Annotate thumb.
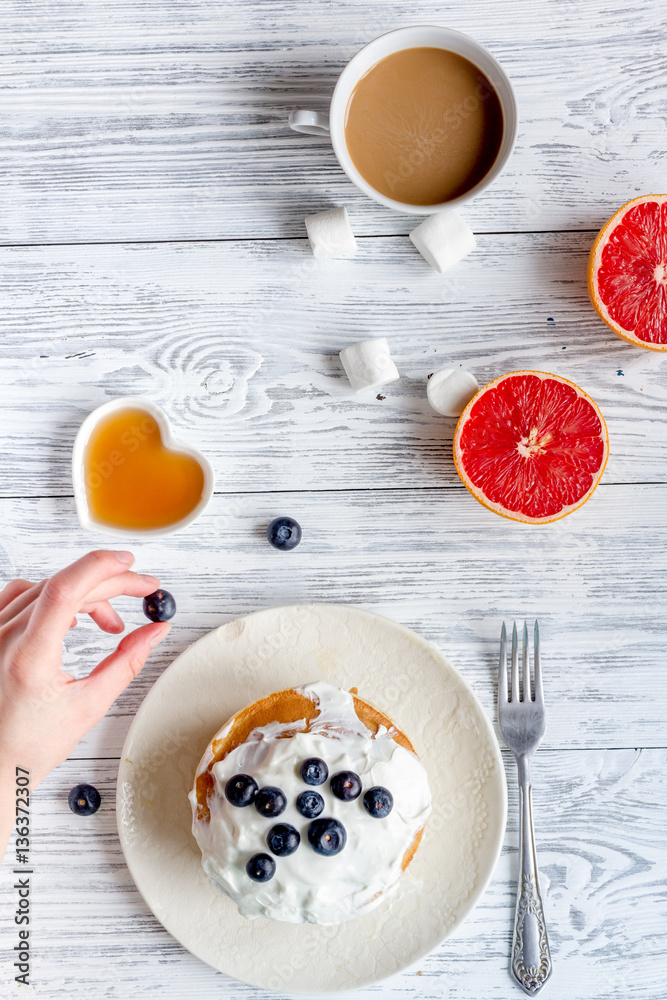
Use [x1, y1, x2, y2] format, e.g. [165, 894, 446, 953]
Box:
[79, 621, 170, 722]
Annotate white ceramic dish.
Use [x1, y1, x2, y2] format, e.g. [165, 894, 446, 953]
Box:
[289, 25, 518, 215]
[117, 603, 507, 993]
[71, 396, 214, 538]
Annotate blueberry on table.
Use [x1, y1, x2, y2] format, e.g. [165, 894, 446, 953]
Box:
[254, 786, 287, 818]
[266, 823, 300, 857]
[68, 784, 101, 816]
[267, 516, 302, 551]
[246, 853, 276, 882]
[296, 790, 325, 819]
[300, 757, 328, 786]
[363, 786, 393, 818]
[330, 770, 362, 801]
[143, 589, 176, 622]
[307, 818, 347, 856]
[225, 773, 258, 807]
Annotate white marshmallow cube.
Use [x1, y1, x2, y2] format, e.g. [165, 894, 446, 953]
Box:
[427, 367, 479, 417]
[305, 206, 357, 259]
[409, 210, 476, 273]
[339, 338, 400, 392]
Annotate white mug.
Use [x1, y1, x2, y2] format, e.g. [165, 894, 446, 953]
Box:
[289, 25, 518, 215]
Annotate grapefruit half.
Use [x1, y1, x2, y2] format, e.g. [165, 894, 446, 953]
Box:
[453, 371, 609, 523]
[588, 194, 667, 349]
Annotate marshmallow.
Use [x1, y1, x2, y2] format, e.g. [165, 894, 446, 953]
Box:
[409, 211, 476, 273]
[340, 338, 400, 392]
[427, 367, 479, 417]
[305, 206, 357, 259]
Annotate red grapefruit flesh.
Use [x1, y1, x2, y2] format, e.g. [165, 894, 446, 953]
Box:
[588, 194, 667, 349]
[453, 371, 609, 523]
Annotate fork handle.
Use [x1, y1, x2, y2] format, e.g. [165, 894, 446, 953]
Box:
[512, 755, 552, 995]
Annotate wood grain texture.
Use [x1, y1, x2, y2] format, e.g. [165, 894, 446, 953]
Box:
[1, 234, 666, 497]
[1, 750, 665, 999]
[0, 488, 665, 758]
[1, 0, 667, 995]
[2, 0, 667, 243]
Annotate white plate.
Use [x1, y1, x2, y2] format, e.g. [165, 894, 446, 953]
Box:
[117, 604, 506, 993]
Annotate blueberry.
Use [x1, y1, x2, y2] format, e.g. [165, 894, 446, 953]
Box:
[143, 589, 176, 623]
[300, 757, 328, 786]
[254, 786, 287, 818]
[296, 790, 324, 819]
[330, 770, 362, 801]
[362, 786, 393, 818]
[246, 853, 276, 882]
[266, 823, 300, 857]
[225, 773, 258, 807]
[267, 516, 302, 551]
[68, 784, 101, 816]
[307, 818, 347, 856]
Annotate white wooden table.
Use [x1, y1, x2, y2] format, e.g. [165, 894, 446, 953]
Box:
[1, 1, 667, 997]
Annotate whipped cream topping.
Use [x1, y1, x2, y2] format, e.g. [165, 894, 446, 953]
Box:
[189, 681, 431, 925]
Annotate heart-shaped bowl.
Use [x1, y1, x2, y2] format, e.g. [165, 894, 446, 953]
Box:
[72, 396, 215, 538]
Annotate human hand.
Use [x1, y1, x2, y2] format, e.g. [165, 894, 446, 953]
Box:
[0, 550, 170, 813]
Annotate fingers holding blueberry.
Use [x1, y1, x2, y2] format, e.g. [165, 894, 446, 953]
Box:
[143, 589, 176, 622]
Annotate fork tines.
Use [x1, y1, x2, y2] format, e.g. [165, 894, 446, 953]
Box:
[499, 620, 543, 705]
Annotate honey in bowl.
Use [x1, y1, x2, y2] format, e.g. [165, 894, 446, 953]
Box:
[83, 407, 206, 530]
[344, 47, 504, 205]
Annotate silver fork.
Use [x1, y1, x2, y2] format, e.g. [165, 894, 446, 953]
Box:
[498, 622, 552, 995]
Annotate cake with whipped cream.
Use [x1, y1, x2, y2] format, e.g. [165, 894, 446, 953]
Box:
[188, 680, 431, 925]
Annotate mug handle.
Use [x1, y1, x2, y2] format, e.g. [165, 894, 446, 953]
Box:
[288, 110, 330, 136]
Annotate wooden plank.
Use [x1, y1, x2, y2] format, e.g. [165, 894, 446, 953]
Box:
[1, 0, 667, 243]
[0, 4, 665, 998]
[1, 749, 665, 998]
[0, 487, 665, 758]
[1, 234, 666, 497]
